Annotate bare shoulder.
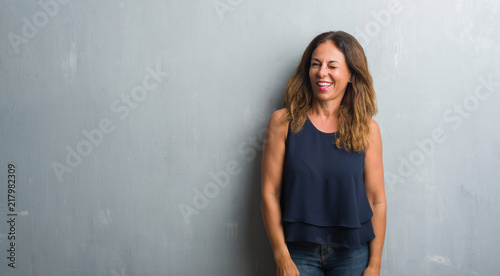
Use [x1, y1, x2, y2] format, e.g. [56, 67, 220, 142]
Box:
[367, 119, 382, 149]
[268, 108, 288, 128]
[369, 119, 381, 136]
[269, 108, 286, 122]
[267, 108, 289, 140]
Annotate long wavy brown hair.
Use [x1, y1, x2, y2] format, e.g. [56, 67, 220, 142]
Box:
[283, 31, 377, 152]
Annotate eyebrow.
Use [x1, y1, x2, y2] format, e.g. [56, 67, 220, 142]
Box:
[311, 58, 339, 64]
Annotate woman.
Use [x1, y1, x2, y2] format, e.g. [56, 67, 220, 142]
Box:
[261, 31, 386, 276]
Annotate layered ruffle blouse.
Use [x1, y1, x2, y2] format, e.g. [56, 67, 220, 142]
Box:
[281, 118, 375, 249]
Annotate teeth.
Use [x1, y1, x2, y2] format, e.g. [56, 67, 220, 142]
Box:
[318, 82, 331, 87]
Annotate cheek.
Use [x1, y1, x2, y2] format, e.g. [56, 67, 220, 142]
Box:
[334, 71, 350, 83]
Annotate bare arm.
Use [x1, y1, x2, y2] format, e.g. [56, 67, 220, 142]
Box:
[260, 109, 299, 276]
[363, 120, 387, 275]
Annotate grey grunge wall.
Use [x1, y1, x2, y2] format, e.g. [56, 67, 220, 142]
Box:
[1, 0, 499, 275]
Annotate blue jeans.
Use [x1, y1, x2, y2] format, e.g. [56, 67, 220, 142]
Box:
[286, 241, 369, 276]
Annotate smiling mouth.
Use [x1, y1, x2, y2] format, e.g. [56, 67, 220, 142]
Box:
[317, 81, 332, 91]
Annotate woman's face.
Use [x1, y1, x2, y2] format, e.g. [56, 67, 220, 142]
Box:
[309, 41, 352, 103]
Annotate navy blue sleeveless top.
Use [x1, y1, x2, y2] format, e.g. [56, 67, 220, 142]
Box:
[281, 117, 375, 249]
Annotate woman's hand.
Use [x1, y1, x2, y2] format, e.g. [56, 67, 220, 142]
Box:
[275, 256, 300, 276]
[362, 265, 380, 276]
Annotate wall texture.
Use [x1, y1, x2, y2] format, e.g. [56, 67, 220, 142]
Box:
[1, 0, 499, 275]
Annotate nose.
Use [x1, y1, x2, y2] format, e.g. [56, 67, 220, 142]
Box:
[318, 64, 328, 77]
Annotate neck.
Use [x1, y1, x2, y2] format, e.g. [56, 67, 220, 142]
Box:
[309, 98, 342, 119]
